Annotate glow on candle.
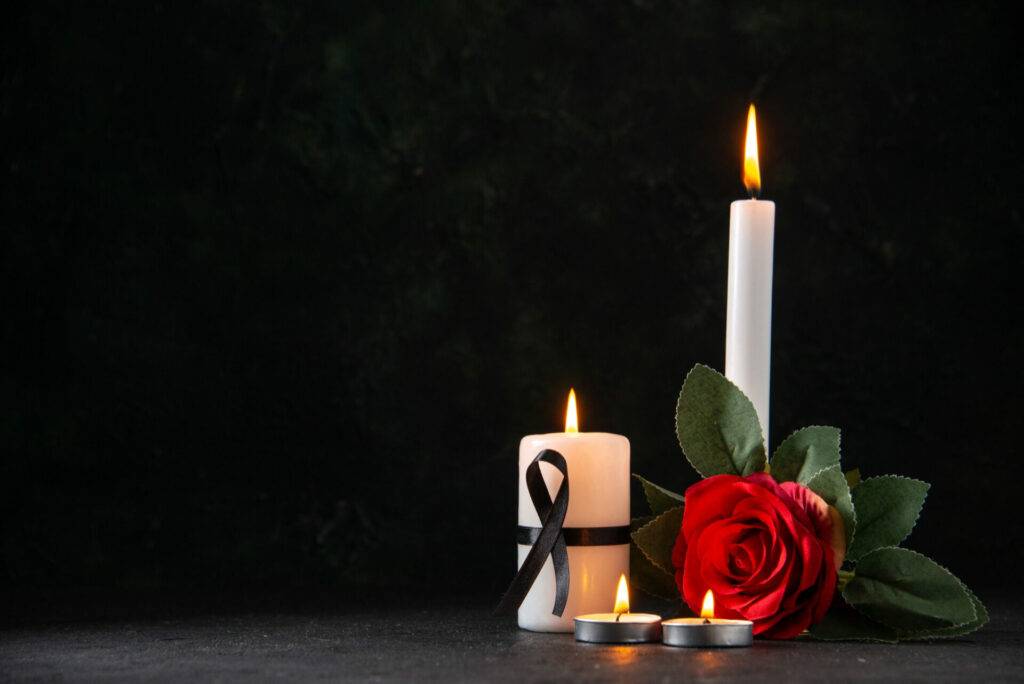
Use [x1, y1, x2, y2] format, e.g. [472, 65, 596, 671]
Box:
[743, 104, 761, 197]
[564, 388, 579, 433]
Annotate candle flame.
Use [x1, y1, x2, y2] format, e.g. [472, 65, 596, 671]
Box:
[613, 574, 630, 614]
[743, 103, 761, 197]
[565, 388, 579, 433]
[700, 589, 715, 619]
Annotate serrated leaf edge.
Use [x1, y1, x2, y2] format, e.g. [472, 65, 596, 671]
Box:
[847, 475, 930, 563]
[804, 632, 898, 644]
[897, 578, 988, 640]
[631, 515, 654, 530]
[842, 546, 979, 633]
[803, 620, 899, 644]
[806, 464, 857, 551]
[632, 473, 684, 515]
[845, 468, 862, 490]
[675, 364, 766, 478]
[630, 558, 682, 602]
[770, 425, 842, 483]
[630, 505, 684, 575]
[628, 517, 681, 602]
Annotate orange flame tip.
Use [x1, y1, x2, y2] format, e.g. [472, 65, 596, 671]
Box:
[700, 589, 715, 619]
[564, 388, 578, 433]
[613, 574, 630, 614]
[743, 103, 761, 197]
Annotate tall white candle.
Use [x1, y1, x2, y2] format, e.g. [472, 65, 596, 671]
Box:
[516, 390, 630, 632]
[726, 104, 775, 444]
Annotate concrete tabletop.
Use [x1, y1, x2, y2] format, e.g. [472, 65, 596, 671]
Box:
[2, 592, 1022, 681]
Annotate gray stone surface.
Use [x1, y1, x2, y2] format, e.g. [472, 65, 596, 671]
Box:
[2, 596, 1022, 682]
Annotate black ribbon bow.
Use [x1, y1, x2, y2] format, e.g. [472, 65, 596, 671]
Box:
[495, 449, 632, 618]
[495, 449, 571, 616]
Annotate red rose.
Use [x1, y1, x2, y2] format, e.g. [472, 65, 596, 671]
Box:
[671, 473, 846, 639]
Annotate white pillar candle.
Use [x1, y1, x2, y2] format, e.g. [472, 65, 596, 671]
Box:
[516, 391, 630, 632]
[725, 104, 775, 444]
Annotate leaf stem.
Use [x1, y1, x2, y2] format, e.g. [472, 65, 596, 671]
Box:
[837, 569, 855, 591]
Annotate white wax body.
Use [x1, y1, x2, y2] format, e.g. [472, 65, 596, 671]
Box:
[726, 199, 775, 444]
[517, 432, 630, 632]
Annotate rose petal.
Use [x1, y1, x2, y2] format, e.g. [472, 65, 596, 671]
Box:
[780, 481, 846, 567]
[675, 473, 840, 638]
[681, 475, 748, 539]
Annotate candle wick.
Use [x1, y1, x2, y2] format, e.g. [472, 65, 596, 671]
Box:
[616, 613, 623, 622]
[702, 618, 711, 625]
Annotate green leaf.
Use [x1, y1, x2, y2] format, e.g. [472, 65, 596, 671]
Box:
[845, 468, 861, 490]
[629, 516, 679, 599]
[806, 601, 898, 643]
[631, 506, 684, 575]
[770, 426, 841, 483]
[899, 584, 987, 640]
[630, 543, 679, 601]
[629, 517, 681, 601]
[630, 516, 652, 533]
[675, 364, 766, 478]
[633, 474, 684, 515]
[806, 465, 856, 547]
[847, 476, 930, 562]
[843, 547, 977, 632]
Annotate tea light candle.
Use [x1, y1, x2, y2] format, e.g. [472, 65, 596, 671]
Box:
[574, 575, 662, 643]
[662, 590, 753, 647]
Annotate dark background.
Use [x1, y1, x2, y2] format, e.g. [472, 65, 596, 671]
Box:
[3, 1, 1021, 604]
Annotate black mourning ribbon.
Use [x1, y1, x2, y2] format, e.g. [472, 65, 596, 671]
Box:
[494, 449, 571, 617]
[494, 450, 632, 618]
